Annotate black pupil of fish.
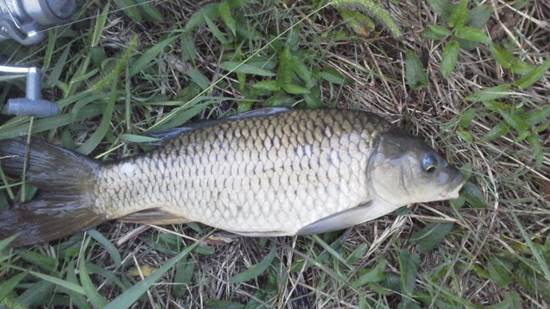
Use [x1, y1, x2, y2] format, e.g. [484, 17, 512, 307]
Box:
[422, 154, 437, 173]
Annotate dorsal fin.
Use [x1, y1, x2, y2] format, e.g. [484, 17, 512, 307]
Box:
[146, 107, 290, 141]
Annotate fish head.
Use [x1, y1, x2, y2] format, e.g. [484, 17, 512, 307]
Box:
[367, 130, 465, 206]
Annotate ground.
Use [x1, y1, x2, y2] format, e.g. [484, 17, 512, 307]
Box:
[0, 0, 549, 308]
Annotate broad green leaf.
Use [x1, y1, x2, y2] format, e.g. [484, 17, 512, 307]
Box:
[218, 1, 237, 36]
[491, 44, 514, 69]
[347, 243, 369, 264]
[304, 94, 324, 109]
[457, 129, 473, 143]
[105, 238, 203, 309]
[459, 107, 477, 128]
[423, 25, 451, 40]
[320, 68, 346, 85]
[173, 259, 195, 298]
[427, 0, 452, 19]
[399, 250, 420, 295]
[135, 0, 164, 22]
[510, 60, 535, 75]
[468, 4, 492, 28]
[230, 245, 276, 283]
[182, 3, 219, 33]
[440, 40, 460, 78]
[283, 84, 310, 95]
[461, 182, 487, 208]
[411, 223, 454, 253]
[482, 121, 510, 141]
[220, 61, 275, 77]
[498, 110, 529, 137]
[129, 36, 177, 77]
[252, 80, 281, 92]
[265, 93, 296, 107]
[175, 260, 195, 284]
[113, 0, 142, 23]
[0, 272, 27, 302]
[29, 271, 85, 295]
[487, 257, 512, 287]
[450, 196, 466, 209]
[527, 135, 543, 166]
[291, 56, 313, 88]
[515, 59, 550, 89]
[88, 229, 122, 267]
[80, 261, 107, 308]
[405, 50, 427, 89]
[465, 84, 511, 102]
[524, 106, 550, 126]
[278, 47, 293, 86]
[352, 258, 386, 287]
[449, 0, 469, 28]
[454, 26, 490, 44]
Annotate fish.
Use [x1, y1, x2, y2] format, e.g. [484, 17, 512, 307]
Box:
[0, 108, 465, 246]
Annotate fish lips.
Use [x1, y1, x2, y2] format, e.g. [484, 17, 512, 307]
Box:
[444, 172, 466, 200]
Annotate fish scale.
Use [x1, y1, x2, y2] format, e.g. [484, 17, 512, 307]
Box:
[93, 109, 389, 235]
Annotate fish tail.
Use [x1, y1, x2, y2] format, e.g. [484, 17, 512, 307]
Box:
[0, 138, 106, 247]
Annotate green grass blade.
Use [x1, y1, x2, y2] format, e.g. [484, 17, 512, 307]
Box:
[129, 36, 178, 77]
[0, 272, 27, 302]
[104, 237, 205, 309]
[229, 244, 276, 284]
[28, 271, 85, 295]
[440, 40, 460, 78]
[511, 213, 550, 285]
[515, 59, 550, 89]
[88, 230, 122, 267]
[80, 261, 107, 308]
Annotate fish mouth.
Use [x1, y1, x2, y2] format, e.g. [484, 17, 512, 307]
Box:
[446, 173, 466, 199]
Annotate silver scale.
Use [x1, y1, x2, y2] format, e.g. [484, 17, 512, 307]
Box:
[0, 0, 75, 117]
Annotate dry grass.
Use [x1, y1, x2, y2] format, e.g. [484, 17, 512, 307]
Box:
[0, 0, 549, 308]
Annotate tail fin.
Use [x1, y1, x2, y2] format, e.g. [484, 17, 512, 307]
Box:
[0, 138, 107, 247]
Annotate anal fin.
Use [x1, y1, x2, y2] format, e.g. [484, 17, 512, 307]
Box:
[118, 208, 189, 225]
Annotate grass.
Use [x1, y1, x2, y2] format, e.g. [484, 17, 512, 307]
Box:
[0, 0, 549, 307]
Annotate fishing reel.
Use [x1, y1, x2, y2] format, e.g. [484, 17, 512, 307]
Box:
[0, 0, 75, 45]
[0, 0, 75, 117]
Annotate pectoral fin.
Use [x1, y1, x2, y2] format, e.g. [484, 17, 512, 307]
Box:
[119, 208, 189, 225]
[297, 199, 397, 235]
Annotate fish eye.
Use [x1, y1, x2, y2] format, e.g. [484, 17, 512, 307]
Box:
[422, 153, 438, 173]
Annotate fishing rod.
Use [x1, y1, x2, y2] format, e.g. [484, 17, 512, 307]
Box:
[0, 0, 76, 117]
